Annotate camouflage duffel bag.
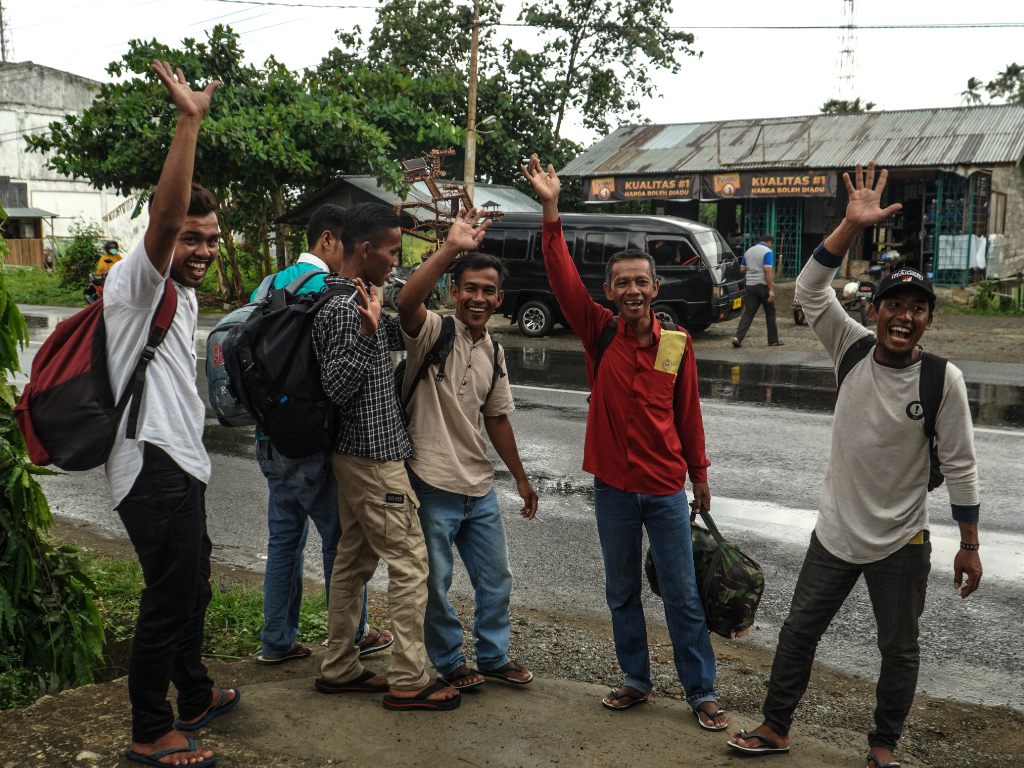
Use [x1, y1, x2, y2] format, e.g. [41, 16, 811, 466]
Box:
[644, 505, 764, 639]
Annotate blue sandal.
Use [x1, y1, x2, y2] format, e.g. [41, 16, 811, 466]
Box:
[174, 688, 240, 732]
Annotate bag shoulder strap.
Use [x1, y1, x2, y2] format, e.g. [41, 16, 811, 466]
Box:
[918, 351, 947, 442]
[251, 273, 276, 302]
[592, 317, 619, 385]
[120, 279, 179, 438]
[402, 315, 456, 411]
[836, 335, 876, 390]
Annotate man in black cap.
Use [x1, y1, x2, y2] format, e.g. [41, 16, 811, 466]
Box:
[728, 163, 982, 768]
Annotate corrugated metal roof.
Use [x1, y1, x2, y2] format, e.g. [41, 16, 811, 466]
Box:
[3, 207, 56, 218]
[559, 104, 1024, 177]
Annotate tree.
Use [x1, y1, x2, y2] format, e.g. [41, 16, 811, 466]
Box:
[820, 97, 876, 114]
[0, 221, 104, 707]
[26, 26, 399, 293]
[984, 63, 1024, 104]
[961, 77, 985, 106]
[516, 0, 699, 140]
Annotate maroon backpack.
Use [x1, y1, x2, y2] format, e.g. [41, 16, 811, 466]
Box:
[14, 280, 177, 470]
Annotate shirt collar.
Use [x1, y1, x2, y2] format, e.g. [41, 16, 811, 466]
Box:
[452, 312, 489, 345]
[619, 312, 661, 345]
[296, 252, 330, 272]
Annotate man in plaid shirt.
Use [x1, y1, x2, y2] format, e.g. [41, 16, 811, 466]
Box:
[311, 203, 460, 712]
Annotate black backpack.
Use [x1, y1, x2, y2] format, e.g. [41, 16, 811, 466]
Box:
[222, 272, 356, 459]
[395, 315, 505, 421]
[837, 336, 947, 490]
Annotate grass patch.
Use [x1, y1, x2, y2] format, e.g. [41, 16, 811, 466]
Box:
[0, 265, 85, 307]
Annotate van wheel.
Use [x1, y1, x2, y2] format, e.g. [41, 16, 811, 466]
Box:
[653, 303, 679, 327]
[517, 300, 554, 337]
[793, 306, 806, 325]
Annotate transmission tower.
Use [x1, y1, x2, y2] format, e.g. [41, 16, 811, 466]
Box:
[837, 0, 857, 99]
[0, 1, 9, 63]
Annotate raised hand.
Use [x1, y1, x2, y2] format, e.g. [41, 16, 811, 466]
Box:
[151, 60, 220, 120]
[521, 153, 561, 203]
[842, 161, 903, 229]
[353, 278, 382, 337]
[444, 206, 492, 254]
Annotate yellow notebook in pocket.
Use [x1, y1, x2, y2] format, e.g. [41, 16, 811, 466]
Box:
[654, 329, 687, 378]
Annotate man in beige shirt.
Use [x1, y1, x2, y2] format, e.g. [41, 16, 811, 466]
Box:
[396, 208, 539, 690]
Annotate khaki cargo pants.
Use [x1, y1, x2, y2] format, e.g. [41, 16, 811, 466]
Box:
[319, 453, 430, 690]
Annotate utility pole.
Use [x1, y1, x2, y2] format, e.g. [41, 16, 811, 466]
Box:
[462, 0, 480, 203]
[0, 1, 9, 63]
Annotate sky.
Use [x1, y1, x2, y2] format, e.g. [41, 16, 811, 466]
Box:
[5, 0, 1023, 145]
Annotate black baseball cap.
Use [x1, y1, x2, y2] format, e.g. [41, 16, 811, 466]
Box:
[874, 268, 935, 308]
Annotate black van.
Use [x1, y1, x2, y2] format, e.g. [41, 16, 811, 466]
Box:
[478, 212, 745, 337]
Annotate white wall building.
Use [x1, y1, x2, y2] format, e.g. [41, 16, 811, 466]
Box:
[0, 61, 147, 265]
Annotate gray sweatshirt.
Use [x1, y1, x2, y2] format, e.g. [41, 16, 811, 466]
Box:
[794, 245, 980, 564]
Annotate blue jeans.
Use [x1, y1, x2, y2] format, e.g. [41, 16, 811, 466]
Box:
[410, 472, 513, 676]
[256, 438, 367, 656]
[763, 532, 931, 752]
[593, 477, 717, 709]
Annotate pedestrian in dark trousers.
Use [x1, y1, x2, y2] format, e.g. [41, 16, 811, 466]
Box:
[732, 233, 782, 347]
[727, 163, 982, 768]
[102, 62, 235, 768]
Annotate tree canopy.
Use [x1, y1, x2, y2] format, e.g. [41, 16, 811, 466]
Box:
[819, 97, 876, 115]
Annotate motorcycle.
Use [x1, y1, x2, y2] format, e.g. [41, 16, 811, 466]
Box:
[382, 264, 447, 311]
[83, 273, 106, 305]
[792, 252, 898, 327]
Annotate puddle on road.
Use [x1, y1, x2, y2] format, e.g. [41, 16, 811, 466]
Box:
[500, 346, 1024, 429]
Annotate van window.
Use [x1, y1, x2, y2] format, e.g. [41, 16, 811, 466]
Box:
[647, 236, 701, 269]
[583, 232, 629, 264]
[479, 230, 505, 259]
[532, 230, 575, 260]
[503, 229, 530, 260]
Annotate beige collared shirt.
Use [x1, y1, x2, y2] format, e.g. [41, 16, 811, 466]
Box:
[402, 311, 514, 496]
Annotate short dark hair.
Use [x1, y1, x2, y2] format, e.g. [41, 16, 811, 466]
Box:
[605, 248, 657, 284]
[453, 252, 506, 287]
[341, 203, 401, 255]
[760, 233, 774, 244]
[306, 204, 347, 249]
[187, 183, 218, 217]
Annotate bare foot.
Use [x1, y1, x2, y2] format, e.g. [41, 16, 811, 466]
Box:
[729, 723, 790, 751]
[177, 687, 237, 728]
[695, 701, 729, 730]
[128, 730, 214, 766]
[866, 747, 899, 767]
[440, 665, 486, 689]
[602, 685, 649, 709]
[389, 678, 460, 702]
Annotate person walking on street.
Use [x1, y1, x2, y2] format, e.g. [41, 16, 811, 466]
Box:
[102, 62, 236, 768]
[311, 203, 460, 712]
[396, 209, 539, 692]
[727, 163, 982, 768]
[732, 233, 782, 347]
[522, 154, 727, 732]
[254, 203, 393, 666]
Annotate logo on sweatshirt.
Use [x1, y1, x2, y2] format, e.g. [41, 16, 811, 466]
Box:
[906, 401, 925, 420]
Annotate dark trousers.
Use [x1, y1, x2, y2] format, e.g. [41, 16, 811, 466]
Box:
[734, 283, 779, 344]
[763, 532, 930, 752]
[116, 443, 214, 744]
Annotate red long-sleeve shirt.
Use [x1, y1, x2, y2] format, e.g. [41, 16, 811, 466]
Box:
[542, 219, 710, 494]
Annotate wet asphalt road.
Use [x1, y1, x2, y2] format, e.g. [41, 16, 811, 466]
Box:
[17, 307, 1024, 712]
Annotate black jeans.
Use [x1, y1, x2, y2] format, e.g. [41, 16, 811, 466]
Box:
[734, 283, 779, 344]
[116, 443, 214, 744]
[763, 532, 930, 752]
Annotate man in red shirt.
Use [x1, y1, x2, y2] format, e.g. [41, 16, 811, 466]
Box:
[522, 156, 726, 731]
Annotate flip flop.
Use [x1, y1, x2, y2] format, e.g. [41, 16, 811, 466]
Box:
[439, 665, 486, 690]
[601, 687, 649, 711]
[358, 626, 394, 658]
[174, 688, 240, 732]
[255, 642, 312, 665]
[125, 737, 217, 768]
[382, 679, 461, 711]
[315, 669, 389, 694]
[726, 730, 790, 755]
[480, 660, 533, 686]
[693, 704, 729, 731]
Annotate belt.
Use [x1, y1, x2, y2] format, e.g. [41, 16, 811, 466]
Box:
[909, 530, 930, 545]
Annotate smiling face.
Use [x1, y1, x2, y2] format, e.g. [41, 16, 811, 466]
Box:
[358, 226, 402, 287]
[603, 257, 659, 323]
[452, 266, 503, 339]
[170, 211, 220, 287]
[869, 285, 934, 366]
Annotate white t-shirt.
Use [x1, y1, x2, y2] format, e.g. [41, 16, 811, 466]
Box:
[102, 241, 211, 507]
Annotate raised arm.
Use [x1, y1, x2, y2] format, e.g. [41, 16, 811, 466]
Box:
[396, 207, 491, 337]
[521, 154, 560, 223]
[824, 162, 903, 256]
[144, 61, 220, 276]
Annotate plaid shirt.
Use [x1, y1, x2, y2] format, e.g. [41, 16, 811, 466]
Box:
[312, 275, 411, 460]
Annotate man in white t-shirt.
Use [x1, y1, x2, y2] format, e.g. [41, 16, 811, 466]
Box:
[102, 61, 233, 768]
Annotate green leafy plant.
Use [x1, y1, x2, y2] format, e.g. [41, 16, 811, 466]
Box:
[0, 227, 104, 709]
[56, 219, 104, 290]
[0, 265, 86, 307]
